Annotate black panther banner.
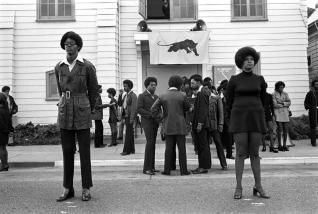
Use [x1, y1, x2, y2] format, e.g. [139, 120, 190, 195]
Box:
[149, 31, 209, 64]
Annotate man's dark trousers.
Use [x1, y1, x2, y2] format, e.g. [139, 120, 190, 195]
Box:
[164, 135, 188, 174]
[123, 119, 135, 154]
[193, 128, 211, 169]
[94, 120, 104, 147]
[142, 117, 159, 171]
[222, 124, 233, 157]
[210, 130, 227, 168]
[61, 129, 93, 189]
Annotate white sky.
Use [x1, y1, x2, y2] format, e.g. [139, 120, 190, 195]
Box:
[308, 0, 318, 8]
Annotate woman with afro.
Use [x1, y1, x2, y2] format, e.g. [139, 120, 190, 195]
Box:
[226, 47, 270, 199]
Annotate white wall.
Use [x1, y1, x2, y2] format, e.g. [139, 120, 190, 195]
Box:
[0, 0, 310, 128]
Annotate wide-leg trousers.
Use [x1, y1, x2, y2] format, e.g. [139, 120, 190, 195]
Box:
[192, 128, 211, 169]
[164, 135, 188, 174]
[94, 120, 104, 147]
[142, 117, 159, 171]
[60, 129, 93, 189]
[123, 119, 135, 154]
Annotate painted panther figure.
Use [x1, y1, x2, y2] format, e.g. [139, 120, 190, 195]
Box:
[157, 39, 199, 56]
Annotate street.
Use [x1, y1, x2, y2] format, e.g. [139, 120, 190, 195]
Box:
[1, 164, 318, 214]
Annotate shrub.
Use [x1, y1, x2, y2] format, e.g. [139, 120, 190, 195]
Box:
[288, 115, 311, 140]
[12, 122, 61, 145]
[11, 122, 96, 146]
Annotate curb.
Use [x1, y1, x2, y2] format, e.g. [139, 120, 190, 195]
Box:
[9, 162, 55, 168]
[7, 157, 318, 168]
[54, 157, 318, 167]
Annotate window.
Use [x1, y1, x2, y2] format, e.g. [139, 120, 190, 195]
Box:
[46, 70, 59, 101]
[37, 0, 75, 21]
[139, 0, 197, 21]
[231, 0, 267, 21]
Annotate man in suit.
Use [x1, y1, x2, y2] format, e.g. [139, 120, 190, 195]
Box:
[137, 77, 159, 175]
[1, 86, 18, 117]
[190, 74, 211, 174]
[118, 79, 137, 155]
[151, 75, 190, 176]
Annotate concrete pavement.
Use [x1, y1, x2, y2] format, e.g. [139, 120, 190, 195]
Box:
[6, 138, 318, 168]
[1, 165, 318, 214]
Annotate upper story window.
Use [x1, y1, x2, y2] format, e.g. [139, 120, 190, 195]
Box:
[139, 0, 197, 21]
[231, 0, 267, 21]
[46, 70, 59, 101]
[37, 0, 75, 22]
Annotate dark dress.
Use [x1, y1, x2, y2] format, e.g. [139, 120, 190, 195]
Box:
[226, 72, 266, 133]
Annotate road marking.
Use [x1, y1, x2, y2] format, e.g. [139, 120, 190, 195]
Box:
[60, 211, 67, 214]
[243, 198, 253, 201]
[67, 206, 77, 208]
[251, 202, 265, 206]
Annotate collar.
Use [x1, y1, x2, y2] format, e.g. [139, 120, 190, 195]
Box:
[168, 87, 178, 90]
[198, 85, 203, 92]
[59, 55, 84, 66]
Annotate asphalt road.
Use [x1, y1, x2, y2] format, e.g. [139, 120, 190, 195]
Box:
[0, 164, 318, 214]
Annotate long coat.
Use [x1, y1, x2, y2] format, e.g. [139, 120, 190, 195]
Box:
[118, 91, 138, 123]
[55, 59, 98, 130]
[304, 90, 318, 128]
[192, 89, 210, 129]
[0, 100, 12, 145]
[151, 89, 190, 136]
[8, 95, 18, 116]
[273, 91, 291, 123]
[208, 94, 224, 132]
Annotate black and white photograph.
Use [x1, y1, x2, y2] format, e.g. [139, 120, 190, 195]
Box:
[1, 0, 318, 213]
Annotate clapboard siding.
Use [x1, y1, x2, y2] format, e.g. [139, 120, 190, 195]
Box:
[0, 0, 309, 127]
[0, 0, 120, 131]
[197, 0, 308, 116]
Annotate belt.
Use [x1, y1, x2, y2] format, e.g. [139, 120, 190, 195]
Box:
[62, 91, 87, 99]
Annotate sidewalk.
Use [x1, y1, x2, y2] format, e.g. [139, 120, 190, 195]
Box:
[6, 138, 318, 168]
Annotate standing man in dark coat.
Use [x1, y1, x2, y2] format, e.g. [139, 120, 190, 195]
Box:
[1, 86, 18, 117]
[118, 79, 137, 155]
[151, 75, 190, 176]
[55, 31, 98, 202]
[304, 79, 318, 147]
[91, 85, 106, 148]
[137, 77, 159, 175]
[0, 93, 12, 172]
[190, 74, 211, 174]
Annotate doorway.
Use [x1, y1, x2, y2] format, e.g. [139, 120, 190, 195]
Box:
[142, 51, 202, 96]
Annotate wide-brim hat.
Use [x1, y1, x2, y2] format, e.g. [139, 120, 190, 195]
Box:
[234, 46, 259, 69]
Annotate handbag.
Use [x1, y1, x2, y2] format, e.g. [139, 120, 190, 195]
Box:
[288, 108, 292, 117]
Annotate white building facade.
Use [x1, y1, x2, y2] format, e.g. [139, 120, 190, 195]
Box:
[0, 0, 309, 133]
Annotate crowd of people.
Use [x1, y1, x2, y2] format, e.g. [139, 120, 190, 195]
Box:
[1, 31, 318, 202]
